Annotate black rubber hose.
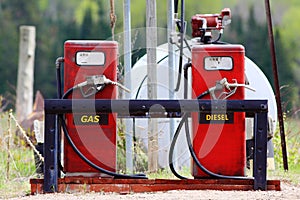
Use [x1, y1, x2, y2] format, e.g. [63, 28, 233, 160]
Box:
[168, 113, 188, 179]
[57, 71, 147, 179]
[168, 62, 191, 179]
[169, 62, 253, 180]
[183, 63, 191, 98]
[60, 86, 147, 179]
[174, 0, 185, 92]
[184, 112, 253, 180]
[168, 90, 210, 179]
[60, 117, 146, 179]
[174, 0, 179, 14]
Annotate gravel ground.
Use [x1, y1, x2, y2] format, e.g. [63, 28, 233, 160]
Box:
[9, 182, 300, 200]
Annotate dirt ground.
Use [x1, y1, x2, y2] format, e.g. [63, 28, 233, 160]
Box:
[9, 182, 300, 200]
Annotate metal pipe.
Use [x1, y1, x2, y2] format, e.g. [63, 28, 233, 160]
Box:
[124, 0, 133, 173]
[168, 0, 176, 144]
[264, 0, 288, 171]
[174, 0, 185, 92]
[55, 57, 64, 99]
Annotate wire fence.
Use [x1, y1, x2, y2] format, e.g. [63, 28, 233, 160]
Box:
[0, 111, 40, 183]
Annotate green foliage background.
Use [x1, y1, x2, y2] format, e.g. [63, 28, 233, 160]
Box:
[0, 0, 299, 112]
[0, 1, 299, 197]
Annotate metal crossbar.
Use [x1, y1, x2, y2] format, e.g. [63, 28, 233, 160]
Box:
[43, 99, 268, 192]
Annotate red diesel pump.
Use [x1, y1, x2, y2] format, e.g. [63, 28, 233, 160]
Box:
[188, 8, 254, 178]
[191, 45, 246, 178]
[63, 40, 118, 176]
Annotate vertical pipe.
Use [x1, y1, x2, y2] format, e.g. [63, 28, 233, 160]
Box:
[124, 0, 133, 173]
[146, 0, 158, 172]
[168, 0, 176, 164]
[264, 0, 288, 170]
[174, 0, 185, 91]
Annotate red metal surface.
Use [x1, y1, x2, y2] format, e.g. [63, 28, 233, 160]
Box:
[191, 45, 246, 178]
[30, 178, 281, 194]
[191, 8, 231, 37]
[191, 14, 218, 37]
[63, 40, 118, 173]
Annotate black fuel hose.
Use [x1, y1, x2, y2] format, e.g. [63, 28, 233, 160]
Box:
[60, 87, 147, 179]
[169, 62, 253, 180]
[174, 0, 179, 14]
[183, 108, 253, 180]
[174, 0, 185, 92]
[55, 58, 147, 179]
[168, 91, 210, 179]
[168, 113, 188, 179]
[169, 62, 191, 179]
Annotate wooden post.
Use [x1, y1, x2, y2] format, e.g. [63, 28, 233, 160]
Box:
[146, 0, 158, 172]
[16, 26, 36, 122]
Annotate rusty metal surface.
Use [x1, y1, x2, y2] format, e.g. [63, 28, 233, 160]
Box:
[30, 178, 281, 195]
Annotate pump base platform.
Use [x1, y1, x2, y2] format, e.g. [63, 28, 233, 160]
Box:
[30, 177, 280, 194]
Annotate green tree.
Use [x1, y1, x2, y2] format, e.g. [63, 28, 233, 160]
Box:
[274, 30, 298, 111]
[0, 0, 298, 110]
[0, 0, 42, 103]
[80, 7, 94, 39]
[96, 0, 111, 40]
[225, 5, 297, 111]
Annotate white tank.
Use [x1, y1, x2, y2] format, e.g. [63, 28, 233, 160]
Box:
[130, 43, 277, 169]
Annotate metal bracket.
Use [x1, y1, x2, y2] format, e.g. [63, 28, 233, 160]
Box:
[43, 114, 58, 193]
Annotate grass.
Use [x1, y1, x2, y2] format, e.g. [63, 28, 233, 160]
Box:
[0, 112, 37, 199]
[273, 117, 300, 174]
[0, 148, 36, 199]
[268, 169, 300, 185]
[148, 166, 193, 179]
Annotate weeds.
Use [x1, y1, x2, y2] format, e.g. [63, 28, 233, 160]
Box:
[0, 111, 37, 198]
[0, 149, 36, 198]
[273, 117, 300, 171]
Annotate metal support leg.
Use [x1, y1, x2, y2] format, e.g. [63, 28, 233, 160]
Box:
[253, 111, 268, 190]
[43, 114, 58, 193]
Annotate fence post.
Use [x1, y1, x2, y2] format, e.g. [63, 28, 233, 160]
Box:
[16, 26, 36, 122]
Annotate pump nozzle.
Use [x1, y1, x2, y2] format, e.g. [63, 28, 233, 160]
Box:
[74, 75, 131, 98]
[224, 78, 256, 92]
[208, 78, 256, 100]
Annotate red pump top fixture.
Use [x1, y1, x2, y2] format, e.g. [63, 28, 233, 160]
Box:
[191, 8, 231, 38]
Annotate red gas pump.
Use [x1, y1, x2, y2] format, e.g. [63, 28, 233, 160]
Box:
[63, 40, 118, 176]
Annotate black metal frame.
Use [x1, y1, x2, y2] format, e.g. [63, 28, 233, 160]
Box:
[43, 99, 268, 192]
